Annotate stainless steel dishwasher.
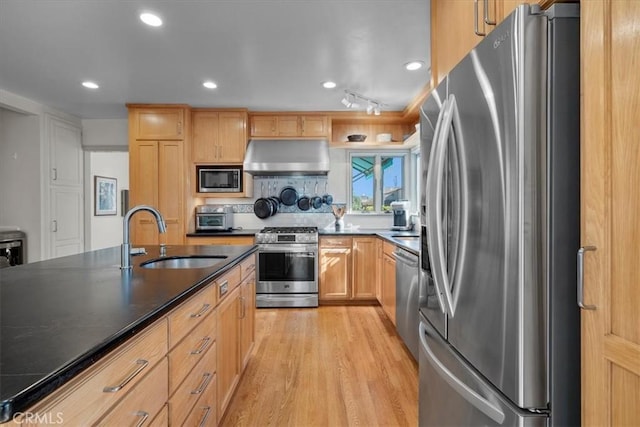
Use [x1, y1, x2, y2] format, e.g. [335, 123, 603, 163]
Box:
[394, 246, 420, 360]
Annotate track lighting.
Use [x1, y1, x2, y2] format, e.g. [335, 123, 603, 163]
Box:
[341, 90, 385, 115]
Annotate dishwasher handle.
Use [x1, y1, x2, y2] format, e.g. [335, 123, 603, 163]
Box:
[392, 249, 419, 267]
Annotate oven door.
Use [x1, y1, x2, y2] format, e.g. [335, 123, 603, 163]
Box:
[256, 244, 318, 293]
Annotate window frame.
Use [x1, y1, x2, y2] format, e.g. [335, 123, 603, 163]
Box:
[347, 150, 411, 214]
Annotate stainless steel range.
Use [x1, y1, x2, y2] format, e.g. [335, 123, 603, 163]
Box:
[255, 226, 318, 308]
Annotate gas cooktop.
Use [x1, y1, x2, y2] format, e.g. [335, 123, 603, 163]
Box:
[255, 226, 318, 244]
[258, 227, 318, 234]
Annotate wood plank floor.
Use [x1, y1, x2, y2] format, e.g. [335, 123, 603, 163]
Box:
[221, 305, 418, 427]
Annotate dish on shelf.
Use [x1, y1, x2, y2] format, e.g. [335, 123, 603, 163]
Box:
[347, 134, 367, 142]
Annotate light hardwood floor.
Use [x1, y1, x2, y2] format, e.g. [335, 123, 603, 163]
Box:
[221, 306, 418, 426]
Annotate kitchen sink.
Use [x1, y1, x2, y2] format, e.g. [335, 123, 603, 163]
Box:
[140, 255, 227, 269]
[392, 235, 419, 241]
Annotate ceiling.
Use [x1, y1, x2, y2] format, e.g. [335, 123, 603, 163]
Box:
[0, 0, 431, 120]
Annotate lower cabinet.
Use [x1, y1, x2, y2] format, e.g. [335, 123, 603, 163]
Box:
[216, 285, 241, 422]
[20, 255, 256, 427]
[381, 242, 397, 325]
[319, 236, 379, 303]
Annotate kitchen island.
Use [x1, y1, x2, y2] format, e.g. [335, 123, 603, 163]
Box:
[0, 244, 257, 423]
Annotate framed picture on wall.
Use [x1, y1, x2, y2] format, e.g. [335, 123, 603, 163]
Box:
[94, 176, 117, 216]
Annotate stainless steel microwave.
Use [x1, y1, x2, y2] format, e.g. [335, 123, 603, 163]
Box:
[197, 166, 242, 193]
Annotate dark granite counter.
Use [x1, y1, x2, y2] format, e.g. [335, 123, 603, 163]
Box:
[186, 229, 261, 237]
[0, 244, 257, 422]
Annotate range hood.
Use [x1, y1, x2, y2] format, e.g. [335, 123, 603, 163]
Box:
[243, 139, 330, 175]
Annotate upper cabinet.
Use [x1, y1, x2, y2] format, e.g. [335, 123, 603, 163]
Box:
[192, 109, 248, 164]
[129, 106, 187, 140]
[249, 114, 329, 138]
[431, 1, 554, 84]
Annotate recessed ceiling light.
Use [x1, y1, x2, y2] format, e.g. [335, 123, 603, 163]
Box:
[203, 81, 218, 89]
[140, 12, 162, 27]
[405, 61, 424, 71]
[322, 81, 337, 89]
[82, 81, 99, 89]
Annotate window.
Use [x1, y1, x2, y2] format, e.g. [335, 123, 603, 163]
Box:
[349, 151, 409, 213]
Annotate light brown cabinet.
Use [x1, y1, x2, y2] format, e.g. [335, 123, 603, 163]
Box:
[128, 106, 188, 246]
[352, 237, 378, 299]
[129, 106, 186, 140]
[319, 236, 379, 303]
[381, 242, 397, 325]
[239, 263, 256, 371]
[431, 1, 545, 84]
[319, 237, 351, 301]
[216, 285, 240, 422]
[129, 139, 185, 245]
[192, 110, 248, 164]
[250, 114, 329, 138]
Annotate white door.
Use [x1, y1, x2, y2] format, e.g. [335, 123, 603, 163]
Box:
[45, 114, 84, 259]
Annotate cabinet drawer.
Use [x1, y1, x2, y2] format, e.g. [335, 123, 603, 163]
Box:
[148, 404, 168, 427]
[24, 320, 168, 426]
[216, 266, 242, 301]
[383, 241, 396, 257]
[96, 358, 168, 426]
[320, 236, 352, 247]
[240, 254, 256, 279]
[168, 341, 217, 426]
[182, 374, 217, 427]
[168, 312, 217, 394]
[168, 284, 216, 349]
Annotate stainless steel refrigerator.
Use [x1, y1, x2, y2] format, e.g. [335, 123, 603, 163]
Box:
[418, 4, 581, 426]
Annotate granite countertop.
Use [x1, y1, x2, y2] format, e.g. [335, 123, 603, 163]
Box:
[186, 229, 261, 237]
[0, 244, 257, 422]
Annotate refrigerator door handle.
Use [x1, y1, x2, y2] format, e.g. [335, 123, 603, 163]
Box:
[427, 95, 467, 317]
[425, 97, 450, 314]
[419, 321, 506, 424]
[577, 246, 597, 310]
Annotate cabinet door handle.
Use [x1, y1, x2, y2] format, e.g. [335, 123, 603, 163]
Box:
[103, 359, 149, 392]
[51, 220, 58, 232]
[190, 337, 211, 355]
[177, 121, 182, 135]
[577, 246, 597, 310]
[51, 168, 57, 181]
[239, 296, 246, 319]
[197, 407, 212, 427]
[474, 0, 486, 36]
[190, 303, 211, 318]
[483, 0, 496, 25]
[134, 411, 149, 427]
[191, 372, 212, 394]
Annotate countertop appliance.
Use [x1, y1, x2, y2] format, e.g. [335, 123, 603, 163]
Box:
[391, 200, 412, 231]
[0, 229, 26, 268]
[197, 165, 242, 193]
[394, 246, 420, 360]
[255, 226, 318, 308]
[195, 205, 234, 231]
[418, 4, 580, 426]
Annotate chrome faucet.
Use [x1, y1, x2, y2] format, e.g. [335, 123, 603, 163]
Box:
[121, 205, 167, 269]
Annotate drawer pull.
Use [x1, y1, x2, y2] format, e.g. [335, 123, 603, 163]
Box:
[190, 337, 212, 355]
[135, 411, 149, 427]
[190, 303, 211, 318]
[103, 359, 149, 393]
[197, 407, 212, 427]
[191, 372, 212, 395]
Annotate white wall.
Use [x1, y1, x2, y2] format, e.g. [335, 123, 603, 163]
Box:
[82, 119, 128, 151]
[84, 151, 129, 250]
[0, 108, 43, 262]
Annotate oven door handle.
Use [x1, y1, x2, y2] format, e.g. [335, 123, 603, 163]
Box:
[258, 245, 318, 253]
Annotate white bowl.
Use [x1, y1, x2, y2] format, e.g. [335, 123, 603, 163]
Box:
[376, 133, 392, 142]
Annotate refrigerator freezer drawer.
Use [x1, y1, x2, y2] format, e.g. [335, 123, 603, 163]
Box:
[419, 319, 547, 427]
